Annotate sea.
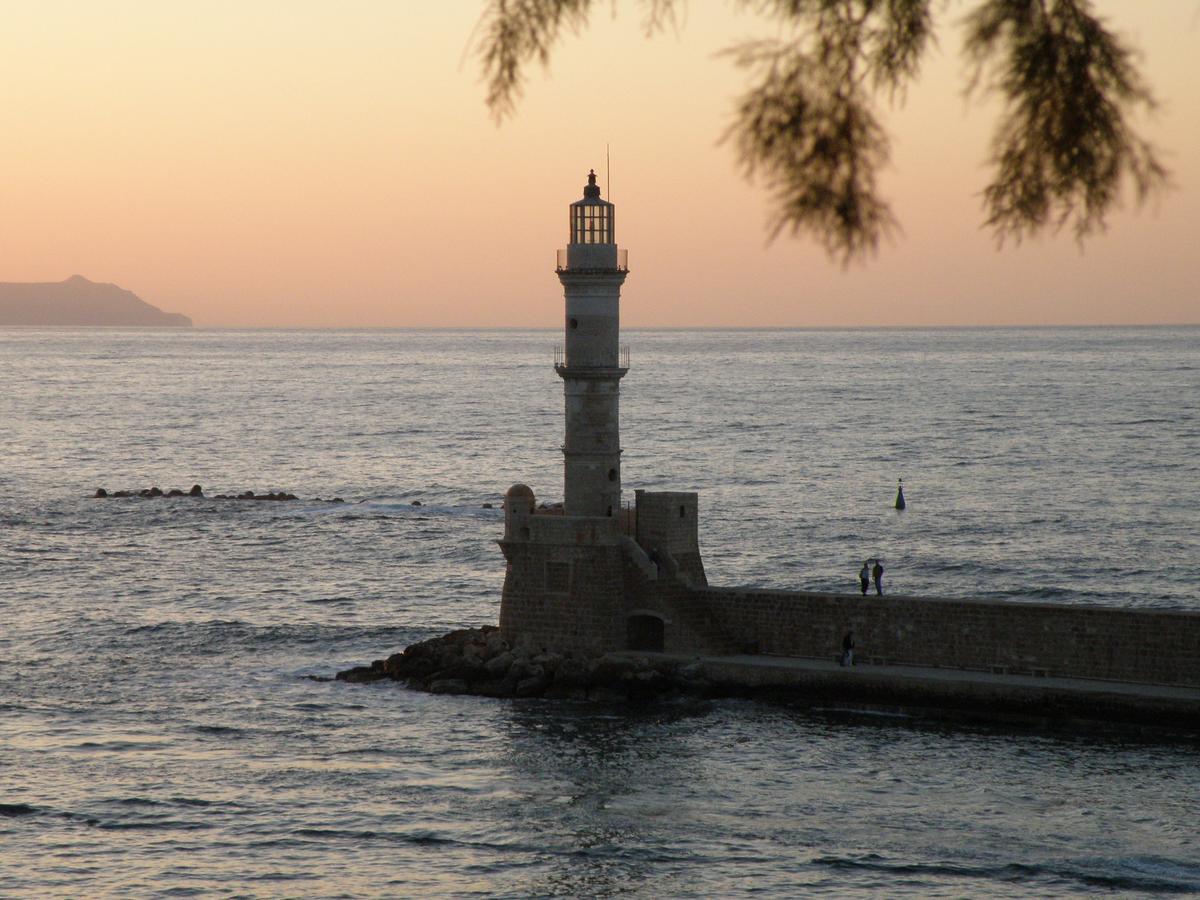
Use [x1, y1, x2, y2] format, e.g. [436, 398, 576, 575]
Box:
[1, 326, 1198, 897]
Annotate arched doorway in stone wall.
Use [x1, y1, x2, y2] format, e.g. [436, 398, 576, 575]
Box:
[627, 613, 665, 652]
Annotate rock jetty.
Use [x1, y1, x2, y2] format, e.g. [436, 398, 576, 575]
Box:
[93, 485, 345, 502]
[334, 627, 1200, 730]
[335, 626, 711, 702]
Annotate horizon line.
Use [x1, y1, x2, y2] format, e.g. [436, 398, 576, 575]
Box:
[6, 322, 1195, 332]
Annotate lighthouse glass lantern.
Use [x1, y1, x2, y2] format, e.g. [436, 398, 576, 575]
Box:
[570, 171, 613, 244]
[560, 170, 627, 272]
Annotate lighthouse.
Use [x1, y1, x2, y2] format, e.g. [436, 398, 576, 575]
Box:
[499, 169, 706, 655]
[555, 169, 629, 518]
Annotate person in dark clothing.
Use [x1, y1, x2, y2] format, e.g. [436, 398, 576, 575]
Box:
[859, 561, 870, 596]
[841, 630, 855, 666]
[872, 560, 884, 596]
[648, 547, 661, 575]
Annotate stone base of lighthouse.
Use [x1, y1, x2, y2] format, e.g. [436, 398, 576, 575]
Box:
[498, 485, 725, 656]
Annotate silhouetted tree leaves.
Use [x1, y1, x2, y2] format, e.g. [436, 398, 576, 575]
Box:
[964, 0, 1167, 244]
[476, 0, 595, 121]
[723, 39, 898, 261]
[475, 0, 1167, 262]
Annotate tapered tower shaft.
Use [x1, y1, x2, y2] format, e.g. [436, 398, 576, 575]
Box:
[555, 170, 629, 518]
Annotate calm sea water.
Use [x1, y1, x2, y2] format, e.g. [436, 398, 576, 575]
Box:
[1, 327, 1198, 897]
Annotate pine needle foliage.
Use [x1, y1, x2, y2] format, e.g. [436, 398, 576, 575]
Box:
[474, 0, 1167, 264]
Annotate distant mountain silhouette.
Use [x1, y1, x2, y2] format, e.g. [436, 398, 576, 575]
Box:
[0, 275, 192, 326]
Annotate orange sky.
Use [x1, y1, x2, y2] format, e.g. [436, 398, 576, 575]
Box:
[1, 2, 1196, 327]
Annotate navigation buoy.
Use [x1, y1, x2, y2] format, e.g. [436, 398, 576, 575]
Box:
[895, 478, 906, 511]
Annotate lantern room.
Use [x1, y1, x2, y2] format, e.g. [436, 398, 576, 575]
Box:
[559, 170, 628, 272]
[569, 170, 614, 245]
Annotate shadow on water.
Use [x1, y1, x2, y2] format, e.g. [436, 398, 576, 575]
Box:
[489, 700, 719, 897]
[480, 694, 1200, 896]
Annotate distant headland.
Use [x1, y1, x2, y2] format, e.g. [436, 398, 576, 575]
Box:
[0, 275, 192, 327]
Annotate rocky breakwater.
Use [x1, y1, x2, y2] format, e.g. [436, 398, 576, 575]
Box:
[93, 485, 345, 502]
[335, 626, 711, 702]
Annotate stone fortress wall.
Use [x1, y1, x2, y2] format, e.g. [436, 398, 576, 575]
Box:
[677, 586, 1200, 688]
[501, 486, 1200, 690]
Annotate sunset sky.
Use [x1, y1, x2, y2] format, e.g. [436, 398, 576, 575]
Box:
[2, 2, 1196, 327]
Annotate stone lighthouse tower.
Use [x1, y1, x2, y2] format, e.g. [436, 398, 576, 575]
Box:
[498, 169, 707, 656]
[556, 169, 629, 519]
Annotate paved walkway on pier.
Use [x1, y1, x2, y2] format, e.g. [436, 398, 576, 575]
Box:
[709, 653, 1200, 700]
[617, 651, 1200, 725]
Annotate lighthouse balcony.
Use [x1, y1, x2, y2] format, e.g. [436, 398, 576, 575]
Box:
[556, 247, 629, 272]
[554, 345, 630, 377]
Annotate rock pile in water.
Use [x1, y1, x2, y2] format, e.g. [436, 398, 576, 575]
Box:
[93, 485, 345, 502]
[213, 490, 301, 501]
[95, 484, 205, 499]
[335, 626, 711, 702]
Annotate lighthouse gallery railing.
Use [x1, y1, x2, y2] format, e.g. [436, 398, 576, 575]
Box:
[556, 248, 629, 271]
[554, 345, 630, 369]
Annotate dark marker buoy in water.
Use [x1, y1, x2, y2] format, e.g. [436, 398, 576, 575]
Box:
[895, 478, 906, 511]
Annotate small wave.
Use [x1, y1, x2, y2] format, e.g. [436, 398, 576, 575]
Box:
[289, 827, 457, 847]
[811, 706, 914, 720]
[98, 795, 238, 814]
[812, 853, 1013, 881]
[0, 804, 103, 826]
[329, 746, 398, 757]
[1050, 856, 1200, 894]
[96, 820, 211, 832]
[169, 797, 219, 808]
[189, 724, 246, 737]
[812, 853, 1200, 893]
[114, 797, 162, 807]
[73, 740, 168, 752]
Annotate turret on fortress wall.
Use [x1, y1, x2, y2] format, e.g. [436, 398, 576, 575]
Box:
[633, 490, 706, 587]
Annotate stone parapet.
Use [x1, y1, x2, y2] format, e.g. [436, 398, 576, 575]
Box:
[692, 588, 1200, 689]
[524, 513, 621, 546]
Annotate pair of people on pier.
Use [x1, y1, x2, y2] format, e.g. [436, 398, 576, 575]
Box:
[858, 559, 884, 596]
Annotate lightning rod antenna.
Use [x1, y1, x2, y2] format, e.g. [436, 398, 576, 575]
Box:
[606, 144, 611, 203]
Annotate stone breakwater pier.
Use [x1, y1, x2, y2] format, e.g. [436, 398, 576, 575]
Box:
[338, 171, 1200, 731]
[337, 578, 1200, 730]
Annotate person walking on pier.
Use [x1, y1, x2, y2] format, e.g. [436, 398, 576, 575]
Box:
[841, 630, 855, 667]
[859, 561, 870, 596]
[872, 559, 884, 596]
